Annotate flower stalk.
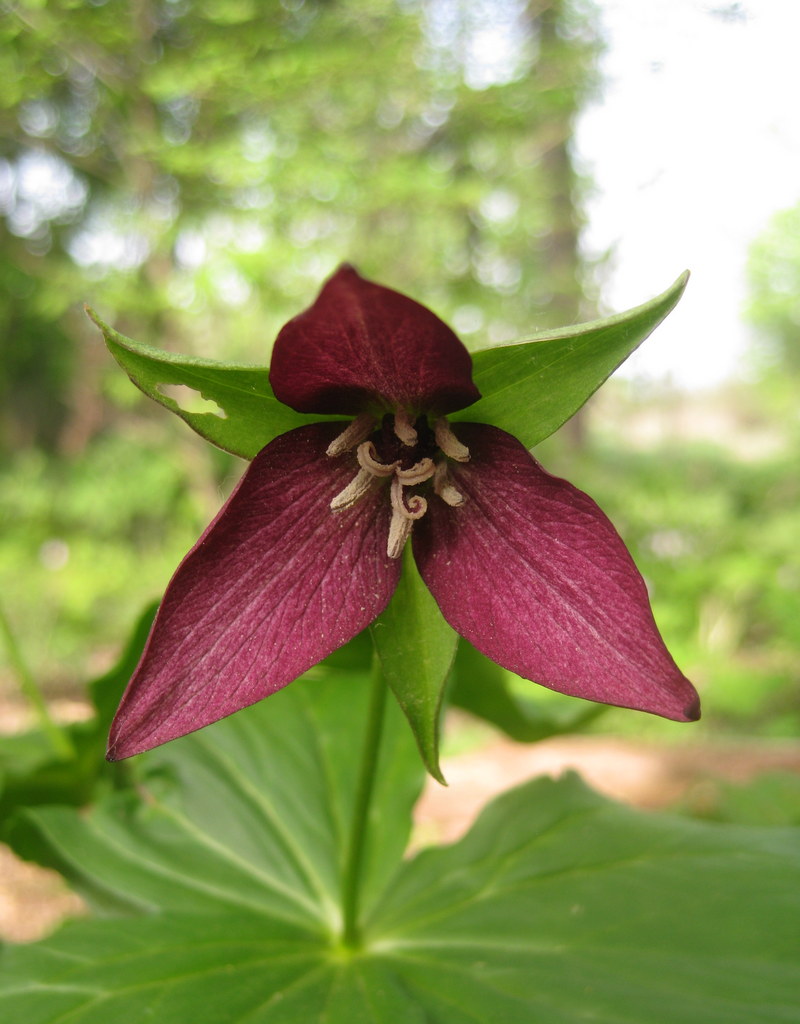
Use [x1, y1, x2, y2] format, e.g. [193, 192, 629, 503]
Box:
[341, 650, 388, 950]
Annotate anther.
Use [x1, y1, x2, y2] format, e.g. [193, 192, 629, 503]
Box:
[393, 408, 418, 446]
[433, 461, 465, 507]
[330, 468, 375, 511]
[387, 478, 428, 558]
[326, 413, 375, 457]
[390, 476, 428, 520]
[356, 441, 398, 477]
[395, 457, 435, 486]
[434, 418, 470, 462]
[387, 512, 413, 559]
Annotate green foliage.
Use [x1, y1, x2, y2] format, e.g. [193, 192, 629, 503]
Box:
[0, 432, 210, 685]
[746, 201, 800, 377]
[0, 0, 601, 451]
[0, 0, 609, 725]
[0, 604, 155, 823]
[679, 772, 800, 828]
[2, 674, 798, 1023]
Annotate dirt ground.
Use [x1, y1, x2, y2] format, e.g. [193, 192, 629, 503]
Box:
[415, 729, 800, 844]
[2, 700, 799, 944]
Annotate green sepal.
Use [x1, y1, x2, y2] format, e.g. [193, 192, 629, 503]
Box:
[457, 272, 689, 447]
[370, 548, 458, 784]
[89, 274, 687, 459]
[86, 308, 332, 459]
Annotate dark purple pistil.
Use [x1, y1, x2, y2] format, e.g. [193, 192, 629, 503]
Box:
[371, 413, 438, 470]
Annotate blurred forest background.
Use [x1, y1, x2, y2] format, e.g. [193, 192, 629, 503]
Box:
[0, 0, 798, 754]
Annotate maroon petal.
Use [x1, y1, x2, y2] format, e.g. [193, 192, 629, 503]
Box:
[414, 424, 700, 722]
[108, 423, 400, 759]
[270, 265, 480, 416]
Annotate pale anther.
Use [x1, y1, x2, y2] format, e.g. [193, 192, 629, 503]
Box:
[393, 408, 418, 446]
[386, 510, 414, 559]
[433, 461, 465, 507]
[395, 457, 435, 486]
[434, 418, 470, 462]
[356, 441, 398, 477]
[330, 468, 375, 511]
[386, 478, 427, 559]
[390, 476, 427, 520]
[326, 412, 375, 457]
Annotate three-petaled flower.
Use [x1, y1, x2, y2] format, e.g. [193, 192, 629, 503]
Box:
[107, 265, 699, 760]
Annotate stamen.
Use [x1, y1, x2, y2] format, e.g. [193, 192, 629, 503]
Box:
[390, 476, 428, 520]
[387, 511, 414, 560]
[328, 410, 468, 557]
[356, 440, 398, 477]
[330, 468, 375, 511]
[433, 461, 465, 507]
[386, 476, 428, 558]
[393, 408, 418, 446]
[395, 457, 435, 486]
[434, 418, 470, 462]
[326, 413, 375, 457]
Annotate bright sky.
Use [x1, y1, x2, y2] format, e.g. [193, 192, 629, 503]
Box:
[576, 0, 800, 388]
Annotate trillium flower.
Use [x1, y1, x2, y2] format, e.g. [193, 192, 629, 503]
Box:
[107, 265, 699, 761]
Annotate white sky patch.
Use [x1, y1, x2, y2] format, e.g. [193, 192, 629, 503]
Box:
[424, 0, 530, 87]
[576, 0, 800, 388]
[69, 224, 150, 272]
[1, 150, 86, 237]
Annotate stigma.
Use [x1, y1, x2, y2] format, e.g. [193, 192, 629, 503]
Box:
[328, 411, 470, 558]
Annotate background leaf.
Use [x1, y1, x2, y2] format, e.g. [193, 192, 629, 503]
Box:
[6, 666, 423, 928]
[456, 273, 689, 447]
[0, 603, 156, 823]
[365, 773, 799, 1024]
[87, 309, 329, 459]
[449, 640, 606, 742]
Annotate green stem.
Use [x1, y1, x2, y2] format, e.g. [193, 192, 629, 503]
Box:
[0, 599, 74, 759]
[341, 651, 387, 949]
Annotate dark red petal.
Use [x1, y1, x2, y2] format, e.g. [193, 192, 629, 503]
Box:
[108, 424, 400, 759]
[414, 424, 700, 722]
[269, 265, 480, 416]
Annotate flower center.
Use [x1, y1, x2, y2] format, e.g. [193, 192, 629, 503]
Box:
[327, 411, 470, 558]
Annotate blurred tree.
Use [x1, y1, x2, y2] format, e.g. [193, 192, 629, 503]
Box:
[0, 0, 601, 453]
[746, 201, 800, 379]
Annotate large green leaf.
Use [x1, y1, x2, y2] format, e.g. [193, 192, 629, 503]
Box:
[86, 308, 329, 459]
[5, 668, 422, 929]
[2, 676, 798, 1023]
[371, 549, 458, 784]
[368, 776, 799, 1023]
[0, 913, 428, 1024]
[456, 272, 689, 447]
